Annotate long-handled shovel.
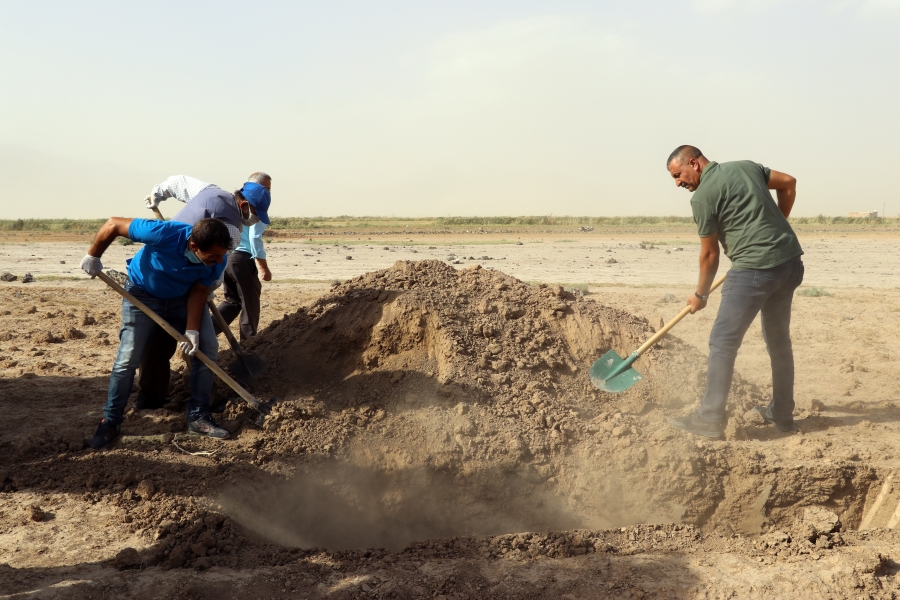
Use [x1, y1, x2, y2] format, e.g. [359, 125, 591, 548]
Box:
[147, 203, 266, 386]
[96, 271, 271, 426]
[208, 301, 265, 386]
[590, 275, 726, 393]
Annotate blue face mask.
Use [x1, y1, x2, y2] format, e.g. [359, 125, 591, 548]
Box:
[184, 246, 203, 264]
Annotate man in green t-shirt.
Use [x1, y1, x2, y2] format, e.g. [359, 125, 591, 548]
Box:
[664, 145, 804, 439]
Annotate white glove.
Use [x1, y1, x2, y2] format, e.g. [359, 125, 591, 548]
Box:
[145, 194, 162, 209]
[179, 330, 200, 356]
[80, 254, 103, 278]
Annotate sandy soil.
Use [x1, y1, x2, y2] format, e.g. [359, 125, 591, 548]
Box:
[1, 229, 899, 599]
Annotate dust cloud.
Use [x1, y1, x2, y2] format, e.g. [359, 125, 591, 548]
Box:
[217, 460, 586, 551]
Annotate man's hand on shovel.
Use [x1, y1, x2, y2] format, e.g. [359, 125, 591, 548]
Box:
[686, 292, 708, 314]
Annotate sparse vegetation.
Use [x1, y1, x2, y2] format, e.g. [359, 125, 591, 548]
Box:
[0, 218, 105, 232]
[797, 286, 832, 297]
[2, 215, 898, 234]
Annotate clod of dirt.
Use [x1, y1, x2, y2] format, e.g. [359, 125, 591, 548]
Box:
[38, 331, 62, 344]
[0, 272, 16, 282]
[64, 327, 86, 340]
[81, 313, 97, 326]
[22, 273, 34, 283]
[135, 479, 155, 500]
[115, 547, 141, 570]
[799, 506, 841, 537]
[28, 504, 44, 522]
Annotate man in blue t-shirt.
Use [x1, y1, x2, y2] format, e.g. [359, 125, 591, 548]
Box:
[136, 173, 271, 409]
[80, 217, 234, 449]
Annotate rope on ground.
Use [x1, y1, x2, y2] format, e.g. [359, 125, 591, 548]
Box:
[172, 433, 219, 457]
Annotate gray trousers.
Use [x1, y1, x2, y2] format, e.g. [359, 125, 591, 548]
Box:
[215, 251, 262, 342]
[698, 256, 804, 424]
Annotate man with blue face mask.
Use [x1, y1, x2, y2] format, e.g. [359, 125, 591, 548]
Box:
[135, 172, 272, 410]
[215, 180, 273, 341]
[80, 217, 233, 449]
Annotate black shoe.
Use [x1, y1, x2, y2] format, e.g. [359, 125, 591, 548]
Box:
[89, 419, 121, 449]
[135, 394, 170, 410]
[752, 406, 794, 432]
[188, 416, 230, 439]
[666, 413, 723, 439]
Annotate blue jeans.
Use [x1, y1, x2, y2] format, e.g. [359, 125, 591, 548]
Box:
[104, 283, 218, 424]
[698, 256, 804, 425]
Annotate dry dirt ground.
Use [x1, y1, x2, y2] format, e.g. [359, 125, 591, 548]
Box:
[1, 227, 900, 599]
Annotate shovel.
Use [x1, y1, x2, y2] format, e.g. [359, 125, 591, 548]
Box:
[208, 301, 265, 386]
[96, 271, 272, 426]
[590, 275, 726, 393]
[146, 203, 266, 386]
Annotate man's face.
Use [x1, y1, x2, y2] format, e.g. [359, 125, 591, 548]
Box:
[238, 200, 259, 219]
[189, 242, 229, 266]
[261, 177, 271, 191]
[668, 158, 702, 192]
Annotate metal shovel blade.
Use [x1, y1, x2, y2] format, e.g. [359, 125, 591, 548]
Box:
[228, 351, 265, 387]
[589, 350, 643, 393]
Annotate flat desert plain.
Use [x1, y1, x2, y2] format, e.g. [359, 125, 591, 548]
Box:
[1, 222, 899, 599]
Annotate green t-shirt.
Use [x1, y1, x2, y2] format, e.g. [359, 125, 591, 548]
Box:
[691, 160, 803, 270]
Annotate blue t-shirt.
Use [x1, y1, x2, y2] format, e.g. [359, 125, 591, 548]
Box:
[126, 219, 227, 300]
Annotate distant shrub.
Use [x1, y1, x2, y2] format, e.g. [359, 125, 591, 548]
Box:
[796, 287, 831, 297]
[117, 237, 134, 246]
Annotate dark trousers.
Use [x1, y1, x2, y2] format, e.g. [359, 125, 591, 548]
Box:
[698, 256, 804, 425]
[113, 284, 218, 422]
[216, 251, 262, 341]
[137, 326, 177, 403]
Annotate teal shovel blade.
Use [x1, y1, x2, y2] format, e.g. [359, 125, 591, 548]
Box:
[589, 350, 643, 393]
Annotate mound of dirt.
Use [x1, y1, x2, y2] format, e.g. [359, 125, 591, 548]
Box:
[209, 260, 816, 550]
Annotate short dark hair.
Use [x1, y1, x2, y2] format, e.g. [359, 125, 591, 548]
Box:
[667, 145, 704, 168]
[190, 218, 233, 251]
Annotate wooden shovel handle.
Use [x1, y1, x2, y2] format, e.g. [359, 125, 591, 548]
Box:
[208, 300, 243, 354]
[151, 207, 165, 221]
[635, 275, 727, 356]
[96, 271, 262, 411]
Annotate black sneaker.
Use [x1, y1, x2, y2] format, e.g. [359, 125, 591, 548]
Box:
[188, 416, 230, 439]
[89, 419, 122, 449]
[752, 406, 794, 432]
[666, 413, 723, 439]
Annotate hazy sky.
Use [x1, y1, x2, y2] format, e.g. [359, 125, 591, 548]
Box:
[2, 1, 898, 219]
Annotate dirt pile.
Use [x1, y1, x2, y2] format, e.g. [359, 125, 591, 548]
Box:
[209, 260, 833, 549]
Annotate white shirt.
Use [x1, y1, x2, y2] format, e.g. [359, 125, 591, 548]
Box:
[151, 175, 215, 204]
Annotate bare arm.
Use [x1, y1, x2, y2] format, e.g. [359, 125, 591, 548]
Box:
[767, 170, 796, 218]
[186, 281, 210, 332]
[87, 218, 134, 258]
[257, 258, 272, 282]
[687, 233, 720, 314]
